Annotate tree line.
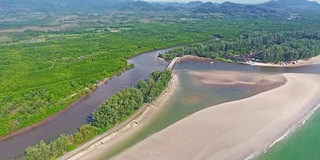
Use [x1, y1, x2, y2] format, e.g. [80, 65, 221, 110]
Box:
[25, 70, 172, 160]
[160, 29, 320, 63]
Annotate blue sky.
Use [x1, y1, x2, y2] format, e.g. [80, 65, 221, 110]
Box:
[144, 0, 320, 4]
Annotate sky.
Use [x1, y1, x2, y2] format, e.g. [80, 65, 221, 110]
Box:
[144, 0, 320, 4]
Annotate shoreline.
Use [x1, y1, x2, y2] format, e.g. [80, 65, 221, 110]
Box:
[177, 55, 212, 62]
[188, 70, 286, 86]
[0, 46, 177, 142]
[0, 46, 177, 160]
[0, 92, 90, 142]
[0, 70, 116, 142]
[110, 73, 320, 160]
[0, 70, 114, 142]
[248, 55, 320, 67]
[245, 100, 320, 160]
[177, 54, 320, 68]
[63, 71, 180, 160]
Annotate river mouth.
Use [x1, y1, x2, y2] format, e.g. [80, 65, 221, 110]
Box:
[91, 58, 319, 160]
[95, 68, 287, 159]
[2, 49, 318, 160]
[106, 73, 320, 160]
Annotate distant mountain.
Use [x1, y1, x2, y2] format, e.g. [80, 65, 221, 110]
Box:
[265, 0, 319, 6]
[163, 6, 186, 11]
[220, 1, 245, 8]
[121, 1, 159, 12]
[186, 1, 204, 9]
[0, 0, 135, 15]
[260, 0, 320, 11]
[193, 1, 275, 16]
[193, 2, 219, 14]
[1, 0, 319, 19]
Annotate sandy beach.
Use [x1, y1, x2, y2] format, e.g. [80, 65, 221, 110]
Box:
[67, 72, 180, 160]
[248, 55, 320, 67]
[188, 70, 286, 86]
[110, 73, 320, 160]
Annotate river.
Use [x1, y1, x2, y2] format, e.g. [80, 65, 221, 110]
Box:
[1, 49, 319, 160]
[0, 48, 172, 160]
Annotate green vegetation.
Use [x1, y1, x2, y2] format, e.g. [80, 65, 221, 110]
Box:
[216, 57, 233, 63]
[25, 134, 70, 160]
[91, 87, 144, 130]
[1, 0, 320, 159]
[0, 20, 222, 137]
[25, 124, 100, 160]
[25, 70, 172, 160]
[1, 16, 301, 137]
[162, 29, 320, 63]
[92, 70, 171, 130]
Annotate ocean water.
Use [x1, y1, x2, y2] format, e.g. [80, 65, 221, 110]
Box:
[259, 104, 320, 160]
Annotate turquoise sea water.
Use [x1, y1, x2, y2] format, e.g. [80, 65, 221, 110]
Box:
[259, 104, 320, 160]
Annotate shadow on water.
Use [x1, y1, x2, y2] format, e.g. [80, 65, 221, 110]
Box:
[86, 115, 94, 124]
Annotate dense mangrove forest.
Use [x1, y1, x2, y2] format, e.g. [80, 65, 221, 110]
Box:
[161, 29, 320, 63]
[25, 70, 172, 160]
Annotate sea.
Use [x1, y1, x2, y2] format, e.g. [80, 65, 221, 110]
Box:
[259, 102, 320, 160]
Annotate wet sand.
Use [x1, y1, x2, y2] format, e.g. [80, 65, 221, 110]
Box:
[110, 72, 320, 160]
[188, 70, 285, 86]
[248, 55, 320, 67]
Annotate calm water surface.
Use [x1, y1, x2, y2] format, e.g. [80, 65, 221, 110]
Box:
[98, 59, 319, 159]
[99, 70, 260, 159]
[0, 48, 171, 160]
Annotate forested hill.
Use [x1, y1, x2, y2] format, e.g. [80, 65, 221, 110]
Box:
[260, 0, 320, 11]
[0, 0, 134, 14]
[193, 2, 276, 16]
[1, 0, 320, 16]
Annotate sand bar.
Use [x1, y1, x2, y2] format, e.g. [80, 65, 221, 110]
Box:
[248, 55, 320, 67]
[110, 73, 320, 160]
[188, 70, 285, 86]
